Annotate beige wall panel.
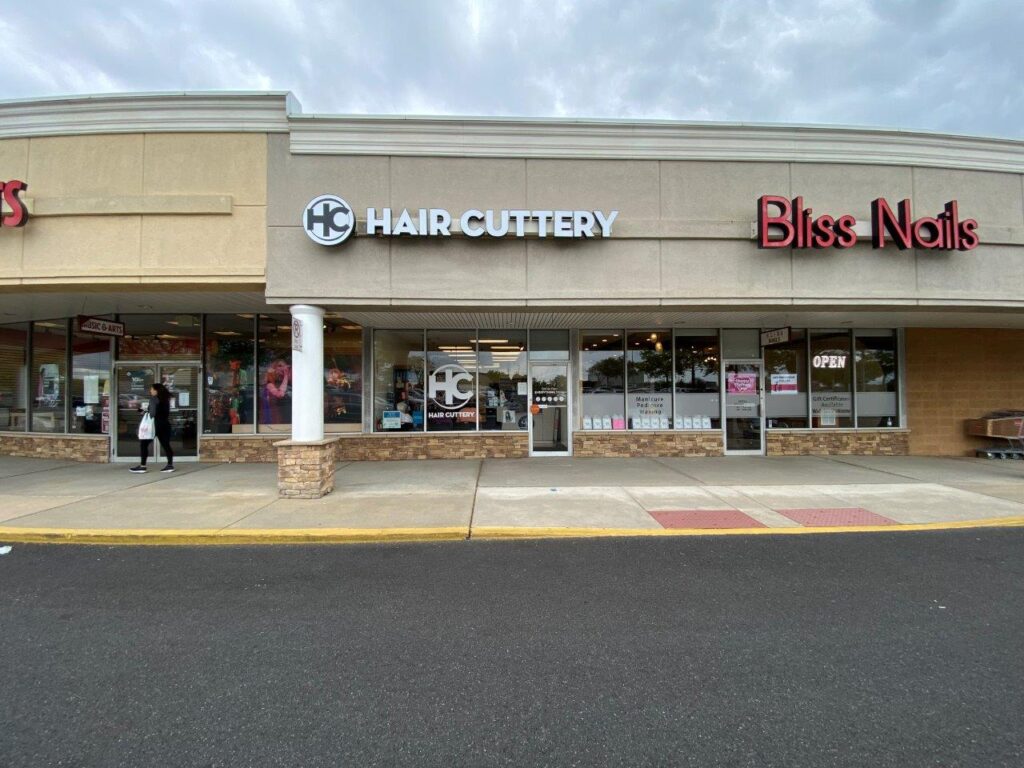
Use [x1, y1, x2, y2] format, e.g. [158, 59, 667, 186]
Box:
[390, 157, 525, 211]
[0, 139, 29, 179]
[789, 164, 913, 220]
[266, 228, 391, 299]
[661, 161, 790, 222]
[913, 168, 1024, 228]
[389, 238, 526, 300]
[140, 207, 265, 275]
[661, 239, 792, 298]
[791, 244, 917, 299]
[526, 160, 658, 219]
[22, 215, 141, 276]
[144, 133, 267, 206]
[28, 134, 143, 197]
[915, 244, 1024, 300]
[267, 135, 388, 227]
[0, 229, 24, 277]
[527, 239, 659, 299]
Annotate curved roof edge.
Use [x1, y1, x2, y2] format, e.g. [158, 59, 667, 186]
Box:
[0, 91, 1021, 173]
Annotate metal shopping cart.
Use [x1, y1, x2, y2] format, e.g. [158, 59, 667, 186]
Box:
[966, 411, 1024, 459]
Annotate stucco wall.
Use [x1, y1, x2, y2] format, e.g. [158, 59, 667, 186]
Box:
[266, 134, 1024, 310]
[0, 133, 267, 288]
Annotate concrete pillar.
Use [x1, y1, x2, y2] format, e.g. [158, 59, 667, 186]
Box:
[277, 304, 337, 498]
[289, 304, 324, 442]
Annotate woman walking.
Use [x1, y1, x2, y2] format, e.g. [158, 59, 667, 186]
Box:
[129, 383, 175, 473]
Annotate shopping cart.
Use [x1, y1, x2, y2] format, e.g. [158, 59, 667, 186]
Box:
[966, 411, 1024, 459]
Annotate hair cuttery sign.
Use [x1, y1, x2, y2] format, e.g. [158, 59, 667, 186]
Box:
[757, 195, 978, 251]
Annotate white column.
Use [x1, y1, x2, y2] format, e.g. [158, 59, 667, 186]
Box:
[289, 304, 325, 442]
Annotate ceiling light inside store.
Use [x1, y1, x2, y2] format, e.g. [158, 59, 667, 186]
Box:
[475, 339, 509, 344]
[237, 313, 255, 319]
[214, 331, 241, 336]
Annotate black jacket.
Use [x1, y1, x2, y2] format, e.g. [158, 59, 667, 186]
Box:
[146, 395, 171, 430]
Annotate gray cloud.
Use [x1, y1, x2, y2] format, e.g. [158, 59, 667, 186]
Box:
[3, 0, 1022, 137]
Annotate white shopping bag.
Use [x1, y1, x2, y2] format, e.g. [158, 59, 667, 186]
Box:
[138, 413, 155, 440]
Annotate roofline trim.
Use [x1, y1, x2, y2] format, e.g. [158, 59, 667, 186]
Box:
[0, 92, 299, 138]
[288, 116, 1024, 173]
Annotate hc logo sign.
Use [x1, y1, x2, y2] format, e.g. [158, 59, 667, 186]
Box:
[303, 195, 355, 245]
[428, 364, 474, 409]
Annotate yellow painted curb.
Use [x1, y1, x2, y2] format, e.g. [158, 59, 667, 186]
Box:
[0, 516, 1022, 545]
[0, 526, 469, 546]
[470, 515, 1024, 540]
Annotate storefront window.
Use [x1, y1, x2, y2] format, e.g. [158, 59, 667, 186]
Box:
[70, 326, 112, 435]
[580, 332, 624, 430]
[764, 330, 808, 429]
[204, 315, 256, 434]
[674, 330, 720, 429]
[324, 321, 363, 431]
[627, 331, 672, 429]
[426, 330, 477, 431]
[119, 314, 201, 359]
[810, 330, 853, 428]
[31, 320, 68, 433]
[373, 330, 425, 431]
[529, 330, 569, 360]
[478, 330, 527, 431]
[257, 314, 293, 432]
[855, 330, 899, 427]
[0, 323, 29, 431]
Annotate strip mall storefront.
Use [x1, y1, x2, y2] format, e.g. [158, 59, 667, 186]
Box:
[1, 93, 1022, 494]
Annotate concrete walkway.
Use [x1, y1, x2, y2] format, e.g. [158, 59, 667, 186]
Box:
[0, 455, 1023, 543]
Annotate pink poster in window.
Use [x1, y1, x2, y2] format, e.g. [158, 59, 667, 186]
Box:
[726, 372, 758, 394]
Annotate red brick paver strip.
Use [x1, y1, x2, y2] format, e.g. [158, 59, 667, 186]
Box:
[776, 508, 896, 527]
[649, 510, 767, 529]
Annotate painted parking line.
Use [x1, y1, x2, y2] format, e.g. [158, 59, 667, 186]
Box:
[649, 509, 767, 529]
[775, 508, 896, 526]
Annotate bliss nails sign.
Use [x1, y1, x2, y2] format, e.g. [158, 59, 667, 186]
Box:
[756, 195, 978, 251]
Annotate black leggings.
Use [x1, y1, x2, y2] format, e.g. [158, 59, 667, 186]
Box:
[139, 429, 174, 466]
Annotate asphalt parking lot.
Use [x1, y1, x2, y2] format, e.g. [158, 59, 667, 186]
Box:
[2, 530, 1022, 767]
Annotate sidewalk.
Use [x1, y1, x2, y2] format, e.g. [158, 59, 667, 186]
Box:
[1, 455, 1023, 544]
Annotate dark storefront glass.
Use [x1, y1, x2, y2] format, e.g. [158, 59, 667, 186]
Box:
[0, 322, 29, 431]
[257, 314, 292, 432]
[118, 314, 201, 359]
[31, 320, 68, 433]
[374, 330, 425, 431]
[426, 330, 477, 431]
[764, 330, 808, 428]
[478, 330, 527, 431]
[674, 330, 720, 429]
[580, 331, 624, 430]
[324, 321, 363, 430]
[70, 327, 112, 434]
[855, 330, 899, 427]
[204, 315, 256, 434]
[810, 330, 853, 428]
[626, 331, 672, 429]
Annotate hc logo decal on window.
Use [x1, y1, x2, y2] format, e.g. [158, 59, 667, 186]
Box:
[428, 365, 474, 409]
[303, 195, 355, 245]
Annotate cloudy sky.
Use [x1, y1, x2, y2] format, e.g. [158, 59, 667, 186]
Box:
[3, 0, 1022, 137]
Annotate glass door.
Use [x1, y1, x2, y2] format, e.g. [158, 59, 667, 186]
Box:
[113, 363, 201, 461]
[723, 361, 764, 454]
[529, 362, 570, 455]
[160, 365, 200, 460]
[115, 365, 155, 461]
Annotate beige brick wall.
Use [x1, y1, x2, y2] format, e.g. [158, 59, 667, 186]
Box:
[766, 429, 909, 456]
[277, 439, 337, 498]
[0, 433, 110, 462]
[574, 430, 723, 457]
[200, 436, 279, 463]
[905, 328, 1024, 456]
[335, 432, 529, 461]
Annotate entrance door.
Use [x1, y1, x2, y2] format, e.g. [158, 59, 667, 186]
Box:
[113, 363, 200, 461]
[723, 361, 764, 454]
[529, 362, 570, 455]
